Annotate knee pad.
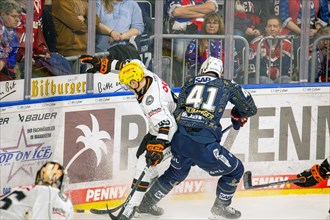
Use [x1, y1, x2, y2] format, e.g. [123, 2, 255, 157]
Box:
[216, 160, 244, 204]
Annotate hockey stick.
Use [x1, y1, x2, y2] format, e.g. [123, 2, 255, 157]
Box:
[90, 166, 150, 216]
[222, 124, 233, 134]
[243, 171, 305, 190]
[107, 165, 150, 220]
[89, 166, 149, 216]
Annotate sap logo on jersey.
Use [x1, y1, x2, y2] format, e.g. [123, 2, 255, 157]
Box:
[194, 76, 214, 84]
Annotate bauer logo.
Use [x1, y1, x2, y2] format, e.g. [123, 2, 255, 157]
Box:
[63, 109, 115, 183]
[18, 112, 57, 122]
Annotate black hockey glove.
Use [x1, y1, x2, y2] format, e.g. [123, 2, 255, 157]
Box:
[146, 139, 165, 167]
[294, 164, 328, 187]
[79, 55, 111, 74]
[231, 107, 248, 130]
[136, 133, 156, 158]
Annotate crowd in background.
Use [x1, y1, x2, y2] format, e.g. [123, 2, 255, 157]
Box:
[0, 0, 329, 85]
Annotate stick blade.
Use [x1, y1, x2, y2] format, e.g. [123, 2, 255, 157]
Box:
[90, 203, 123, 215]
[90, 208, 109, 215]
[107, 204, 120, 220]
[243, 171, 253, 190]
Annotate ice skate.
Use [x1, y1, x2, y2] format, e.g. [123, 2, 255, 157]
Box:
[208, 198, 241, 219]
[136, 194, 164, 217]
[135, 204, 164, 217]
[118, 205, 136, 220]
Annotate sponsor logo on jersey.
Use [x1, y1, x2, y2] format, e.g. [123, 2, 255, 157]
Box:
[219, 192, 233, 201]
[194, 76, 214, 84]
[209, 169, 224, 175]
[185, 107, 214, 120]
[148, 108, 162, 117]
[170, 156, 182, 169]
[181, 111, 204, 121]
[228, 178, 239, 187]
[53, 207, 66, 217]
[154, 190, 166, 200]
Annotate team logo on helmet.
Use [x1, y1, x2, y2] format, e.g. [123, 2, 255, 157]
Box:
[119, 62, 144, 86]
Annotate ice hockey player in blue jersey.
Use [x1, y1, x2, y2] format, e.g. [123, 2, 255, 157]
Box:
[139, 56, 258, 219]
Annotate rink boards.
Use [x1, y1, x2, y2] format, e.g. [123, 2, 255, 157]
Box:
[0, 77, 329, 211]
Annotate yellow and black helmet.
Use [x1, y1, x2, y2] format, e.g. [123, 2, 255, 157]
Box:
[119, 62, 144, 86]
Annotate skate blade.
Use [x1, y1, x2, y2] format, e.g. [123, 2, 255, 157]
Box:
[208, 213, 226, 220]
[134, 212, 162, 219]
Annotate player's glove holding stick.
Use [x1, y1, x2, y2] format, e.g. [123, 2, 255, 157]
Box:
[294, 158, 330, 187]
[231, 107, 248, 130]
[145, 139, 166, 167]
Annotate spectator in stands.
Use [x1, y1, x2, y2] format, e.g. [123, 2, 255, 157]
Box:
[164, 0, 218, 87]
[0, 0, 21, 81]
[249, 15, 293, 84]
[52, 0, 90, 57]
[234, 0, 263, 55]
[52, 0, 112, 56]
[185, 12, 241, 79]
[15, 0, 73, 78]
[165, 0, 218, 34]
[51, 0, 113, 73]
[95, 0, 144, 56]
[311, 26, 330, 82]
[279, 0, 329, 77]
[279, 0, 329, 37]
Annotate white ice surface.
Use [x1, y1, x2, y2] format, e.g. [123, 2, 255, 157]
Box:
[74, 194, 330, 220]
